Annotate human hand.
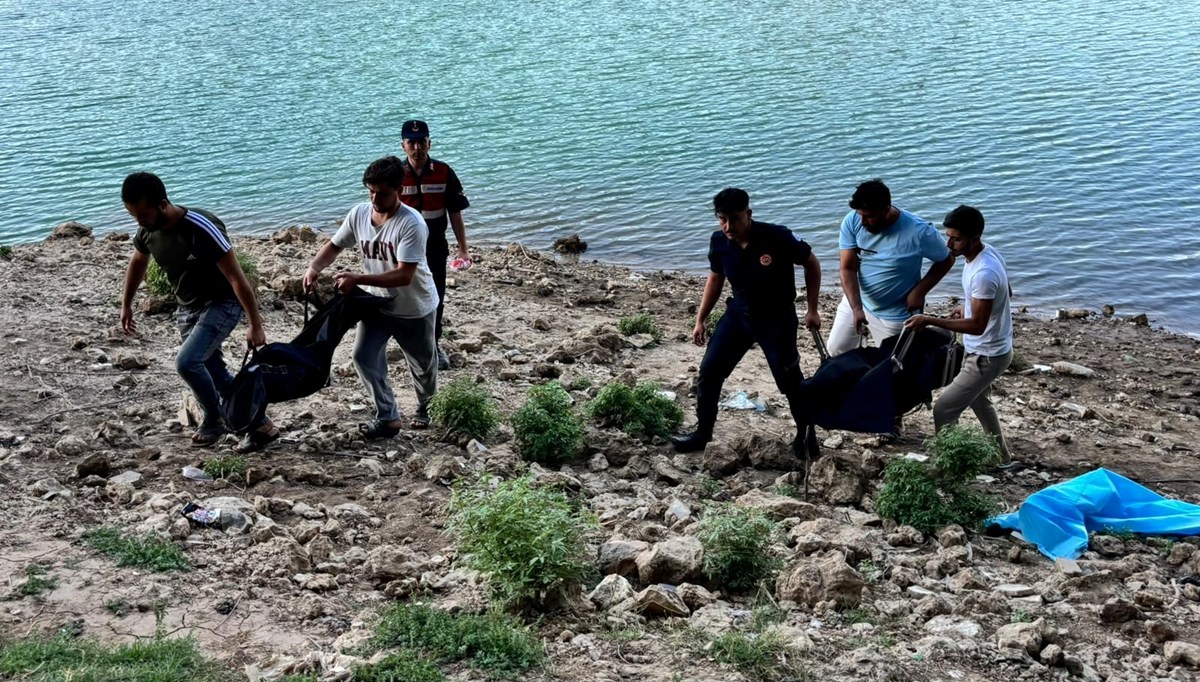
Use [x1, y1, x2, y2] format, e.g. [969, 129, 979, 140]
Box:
[246, 323, 266, 348]
[120, 304, 136, 335]
[904, 314, 931, 331]
[692, 320, 708, 346]
[804, 309, 821, 332]
[905, 289, 927, 313]
[333, 271, 358, 293]
[949, 305, 964, 320]
[852, 307, 868, 336]
[302, 266, 320, 292]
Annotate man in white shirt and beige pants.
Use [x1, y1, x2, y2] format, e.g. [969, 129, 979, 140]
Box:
[904, 205, 1014, 461]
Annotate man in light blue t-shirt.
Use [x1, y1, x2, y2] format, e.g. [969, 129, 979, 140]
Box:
[826, 179, 954, 356]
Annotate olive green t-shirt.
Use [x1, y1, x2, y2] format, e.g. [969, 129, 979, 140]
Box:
[133, 206, 234, 307]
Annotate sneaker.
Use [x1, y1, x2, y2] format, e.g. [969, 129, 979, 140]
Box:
[671, 431, 711, 453]
[436, 348, 451, 371]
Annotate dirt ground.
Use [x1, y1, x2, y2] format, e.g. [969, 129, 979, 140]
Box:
[1, 225, 1199, 681]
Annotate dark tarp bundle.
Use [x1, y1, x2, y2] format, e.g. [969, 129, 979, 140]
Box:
[989, 468, 1200, 559]
[221, 288, 386, 433]
[798, 327, 963, 434]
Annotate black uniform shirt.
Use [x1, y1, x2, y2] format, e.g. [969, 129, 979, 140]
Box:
[707, 220, 812, 319]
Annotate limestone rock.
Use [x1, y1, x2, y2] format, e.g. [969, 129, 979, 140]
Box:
[735, 488, 817, 521]
[633, 584, 690, 618]
[363, 545, 426, 582]
[937, 525, 967, 548]
[995, 619, 1046, 656]
[923, 615, 982, 639]
[807, 453, 866, 505]
[73, 451, 109, 477]
[636, 536, 703, 585]
[677, 583, 716, 611]
[701, 441, 742, 476]
[776, 551, 865, 610]
[731, 433, 796, 471]
[47, 221, 93, 240]
[108, 471, 143, 488]
[1164, 641, 1200, 667]
[588, 574, 636, 610]
[598, 539, 650, 577]
[1100, 597, 1139, 623]
[56, 436, 91, 458]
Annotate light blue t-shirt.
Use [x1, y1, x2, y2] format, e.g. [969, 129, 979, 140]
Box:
[839, 208, 951, 321]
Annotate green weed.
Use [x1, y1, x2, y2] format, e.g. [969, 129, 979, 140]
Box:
[83, 527, 190, 572]
[429, 377, 500, 441]
[364, 603, 543, 675]
[146, 252, 257, 296]
[585, 381, 682, 439]
[0, 245, 12, 261]
[0, 633, 234, 682]
[6, 565, 57, 599]
[352, 650, 443, 682]
[202, 454, 247, 479]
[447, 475, 596, 610]
[710, 630, 807, 682]
[697, 504, 782, 593]
[696, 474, 723, 499]
[616, 313, 663, 344]
[510, 382, 584, 465]
[104, 598, 133, 617]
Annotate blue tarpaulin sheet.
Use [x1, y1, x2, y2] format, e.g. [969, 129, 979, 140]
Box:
[989, 468, 1200, 559]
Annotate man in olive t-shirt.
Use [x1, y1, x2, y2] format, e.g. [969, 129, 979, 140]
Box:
[118, 172, 277, 452]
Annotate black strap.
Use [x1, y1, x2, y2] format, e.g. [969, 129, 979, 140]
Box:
[810, 328, 830, 362]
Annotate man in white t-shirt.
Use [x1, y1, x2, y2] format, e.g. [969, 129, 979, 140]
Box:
[904, 205, 1014, 460]
[302, 156, 440, 438]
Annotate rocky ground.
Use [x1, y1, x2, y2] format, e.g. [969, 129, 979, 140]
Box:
[2, 223, 1200, 681]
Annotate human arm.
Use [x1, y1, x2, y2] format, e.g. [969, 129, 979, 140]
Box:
[904, 295, 993, 336]
[334, 262, 418, 292]
[905, 253, 954, 312]
[119, 250, 151, 334]
[839, 249, 868, 335]
[449, 211, 469, 261]
[801, 251, 821, 331]
[216, 250, 266, 347]
[692, 272, 725, 345]
[303, 241, 344, 291]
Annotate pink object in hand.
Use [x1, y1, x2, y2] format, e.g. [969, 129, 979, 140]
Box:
[450, 257, 473, 271]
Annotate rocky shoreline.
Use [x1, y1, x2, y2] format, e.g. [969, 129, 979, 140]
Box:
[1, 224, 1199, 681]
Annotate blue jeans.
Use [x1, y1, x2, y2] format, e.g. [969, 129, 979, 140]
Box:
[175, 298, 242, 428]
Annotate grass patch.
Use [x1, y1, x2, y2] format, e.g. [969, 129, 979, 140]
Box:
[696, 474, 723, 500]
[697, 504, 782, 593]
[447, 475, 596, 610]
[510, 382, 585, 465]
[104, 598, 133, 617]
[616, 313, 663, 344]
[710, 630, 806, 681]
[704, 307, 725, 336]
[83, 527, 190, 572]
[855, 559, 881, 584]
[6, 565, 58, 599]
[429, 377, 500, 441]
[0, 633, 235, 682]
[1100, 526, 1138, 543]
[771, 483, 802, 499]
[202, 454, 247, 479]
[0, 245, 12, 261]
[875, 426, 1001, 534]
[585, 381, 682, 439]
[146, 252, 257, 296]
[352, 650, 444, 682]
[565, 376, 592, 391]
[364, 603, 543, 676]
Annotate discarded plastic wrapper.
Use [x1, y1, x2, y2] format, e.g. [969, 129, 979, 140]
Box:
[182, 465, 213, 481]
[450, 257, 473, 271]
[182, 501, 221, 527]
[720, 391, 766, 412]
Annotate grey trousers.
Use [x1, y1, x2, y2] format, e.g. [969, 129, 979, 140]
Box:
[933, 350, 1013, 458]
[352, 311, 438, 422]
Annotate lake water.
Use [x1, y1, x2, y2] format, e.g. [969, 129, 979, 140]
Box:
[2, 0, 1199, 331]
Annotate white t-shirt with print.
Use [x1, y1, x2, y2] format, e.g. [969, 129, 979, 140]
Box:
[962, 243, 1012, 356]
[332, 202, 439, 319]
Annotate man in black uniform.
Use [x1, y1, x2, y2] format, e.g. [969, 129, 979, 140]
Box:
[672, 187, 822, 453]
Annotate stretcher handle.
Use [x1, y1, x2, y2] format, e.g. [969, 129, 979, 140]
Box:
[809, 328, 830, 362]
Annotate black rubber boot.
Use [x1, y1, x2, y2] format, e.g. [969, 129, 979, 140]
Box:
[671, 430, 712, 453]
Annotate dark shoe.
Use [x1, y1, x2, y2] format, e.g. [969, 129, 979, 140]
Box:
[235, 427, 280, 454]
[437, 348, 451, 371]
[359, 419, 401, 440]
[671, 431, 711, 453]
[191, 423, 226, 448]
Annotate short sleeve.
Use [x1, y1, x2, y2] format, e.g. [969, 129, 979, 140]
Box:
[787, 231, 812, 265]
[133, 227, 150, 254]
[838, 212, 859, 250]
[331, 207, 359, 249]
[918, 221, 951, 262]
[970, 267, 1001, 300]
[395, 213, 428, 264]
[445, 167, 470, 213]
[707, 233, 723, 274]
[186, 211, 232, 263]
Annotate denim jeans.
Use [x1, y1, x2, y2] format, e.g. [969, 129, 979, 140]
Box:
[175, 298, 242, 428]
[695, 307, 807, 436]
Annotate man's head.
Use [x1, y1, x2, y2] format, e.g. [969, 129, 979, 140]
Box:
[849, 179, 893, 233]
[121, 172, 171, 231]
[362, 156, 407, 213]
[401, 119, 431, 169]
[713, 187, 752, 241]
[942, 204, 985, 257]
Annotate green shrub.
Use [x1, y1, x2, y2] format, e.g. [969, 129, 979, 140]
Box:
[565, 376, 592, 391]
[0, 633, 232, 682]
[585, 381, 682, 439]
[83, 527, 190, 572]
[0, 245, 12, 261]
[875, 426, 1002, 534]
[447, 475, 595, 610]
[6, 565, 57, 599]
[698, 504, 782, 592]
[704, 307, 725, 336]
[510, 382, 584, 464]
[710, 629, 805, 681]
[353, 650, 444, 682]
[429, 377, 500, 441]
[364, 603, 543, 675]
[145, 252, 258, 296]
[616, 313, 663, 343]
[202, 454, 247, 479]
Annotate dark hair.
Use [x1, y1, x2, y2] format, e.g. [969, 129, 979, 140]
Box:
[121, 172, 168, 205]
[362, 155, 406, 189]
[848, 179, 891, 211]
[943, 204, 985, 238]
[712, 187, 750, 215]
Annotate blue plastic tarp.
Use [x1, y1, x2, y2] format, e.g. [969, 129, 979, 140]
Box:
[988, 468, 1200, 559]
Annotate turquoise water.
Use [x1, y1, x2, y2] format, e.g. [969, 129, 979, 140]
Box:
[3, 0, 1199, 330]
